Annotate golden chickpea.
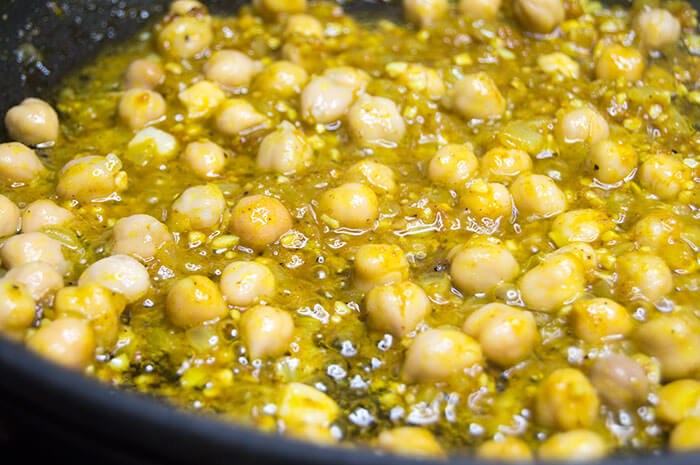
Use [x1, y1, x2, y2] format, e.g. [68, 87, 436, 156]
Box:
[158, 16, 212, 59]
[204, 50, 259, 90]
[595, 45, 645, 81]
[670, 418, 700, 451]
[589, 139, 638, 185]
[458, 0, 502, 20]
[513, 0, 565, 34]
[347, 95, 406, 146]
[535, 368, 600, 430]
[1, 232, 68, 275]
[0, 195, 20, 237]
[0, 281, 36, 337]
[171, 184, 226, 230]
[240, 305, 294, 359]
[285, 14, 324, 38]
[0, 142, 46, 183]
[79, 255, 150, 304]
[57, 154, 128, 203]
[219, 261, 276, 307]
[366, 281, 431, 338]
[229, 195, 293, 250]
[555, 107, 610, 145]
[182, 141, 227, 178]
[4, 261, 64, 302]
[480, 147, 532, 184]
[301, 76, 356, 125]
[254, 61, 308, 97]
[589, 354, 650, 410]
[403, 328, 483, 383]
[345, 160, 397, 194]
[635, 9, 681, 50]
[615, 252, 672, 303]
[126, 128, 179, 166]
[555, 242, 598, 279]
[638, 154, 692, 200]
[255, 0, 307, 16]
[123, 58, 164, 90]
[537, 52, 581, 80]
[459, 180, 513, 220]
[519, 253, 585, 312]
[118, 89, 166, 130]
[656, 380, 700, 424]
[475, 437, 533, 462]
[27, 317, 95, 370]
[4, 98, 59, 146]
[353, 243, 409, 292]
[377, 427, 445, 458]
[450, 72, 505, 120]
[178, 80, 226, 119]
[538, 430, 608, 461]
[21, 199, 73, 233]
[166, 275, 227, 328]
[385, 62, 445, 100]
[112, 214, 171, 260]
[214, 99, 268, 136]
[550, 209, 613, 247]
[510, 173, 567, 219]
[278, 382, 339, 443]
[633, 210, 679, 249]
[257, 121, 313, 174]
[428, 144, 479, 189]
[168, 1, 208, 15]
[403, 0, 448, 28]
[570, 298, 633, 343]
[318, 183, 379, 230]
[634, 315, 700, 381]
[323, 67, 370, 93]
[449, 242, 519, 295]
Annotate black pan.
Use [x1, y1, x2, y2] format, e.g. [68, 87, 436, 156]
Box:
[0, 1, 698, 464]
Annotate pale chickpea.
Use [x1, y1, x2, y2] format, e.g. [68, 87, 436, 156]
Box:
[123, 58, 164, 90]
[537, 52, 581, 80]
[253, 61, 308, 97]
[519, 253, 585, 312]
[449, 241, 519, 295]
[635, 9, 681, 50]
[4, 261, 64, 302]
[366, 281, 431, 338]
[535, 368, 600, 430]
[555, 107, 610, 144]
[158, 16, 213, 59]
[510, 173, 567, 219]
[240, 305, 294, 359]
[402, 328, 483, 383]
[178, 80, 226, 119]
[513, 0, 564, 34]
[634, 315, 700, 381]
[555, 242, 598, 279]
[171, 184, 226, 230]
[285, 14, 324, 38]
[638, 154, 692, 200]
[633, 210, 679, 249]
[0, 195, 20, 237]
[318, 183, 379, 230]
[480, 147, 532, 184]
[27, 317, 95, 370]
[450, 72, 505, 120]
[56, 154, 128, 203]
[458, 0, 502, 20]
[353, 243, 409, 292]
[4, 98, 59, 146]
[385, 63, 445, 100]
[118, 89, 166, 130]
[301, 76, 356, 125]
[255, 0, 307, 16]
[112, 214, 171, 260]
[475, 437, 533, 462]
[323, 67, 370, 93]
[549, 209, 612, 247]
[204, 50, 259, 90]
[589, 354, 650, 410]
[166, 275, 227, 328]
[21, 199, 73, 233]
[219, 261, 276, 307]
[595, 45, 645, 81]
[428, 144, 479, 189]
[670, 418, 700, 451]
[79, 254, 151, 303]
[615, 252, 672, 303]
[589, 139, 638, 185]
[0, 142, 46, 183]
[214, 99, 268, 135]
[0, 281, 36, 337]
[656, 380, 700, 424]
[377, 427, 445, 458]
[345, 160, 397, 194]
[570, 298, 633, 343]
[403, 0, 448, 28]
[347, 95, 406, 146]
[126, 128, 179, 165]
[229, 194, 293, 250]
[459, 180, 513, 220]
[463, 303, 539, 367]
[182, 141, 227, 178]
[538, 430, 608, 461]
[1, 232, 68, 275]
[278, 382, 339, 443]
[257, 121, 313, 174]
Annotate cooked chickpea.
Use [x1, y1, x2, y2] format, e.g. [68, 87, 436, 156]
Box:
[27, 317, 95, 370]
[240, 305, 294, 359]
[301, 76, 356, 125]
[450, 72, 505, 120]
[346, 160, 397, 194]
[255, 0, 307, 16]
[0, 142, 46, 183]
[171, 184, 226, 230]
[0, 281, 36, 337]
[670, 418, 700, 451]
[126, 128, 179, 166]
[510, 173, 567, 219]
[158, 16, 212, 59]
[219, 261, 276, 307]
[4, 261, 64, 302]
[168, 1, 207, 15]
[555, 107, 610, 144]
[403, 0, 448, 28]
[458, 0, 502, 20]
[538, 52, 581, 80]
[428, 144, 479, 189]
[633, 210, 679, 249]
[366, 281, 431, 338]
[536, 368, 600, 430]
[318, 183, 379, 230]
[204, 50, 259, 90]
[550, 209, 612, 247]
[166, 275, 227, 328]
[56, 154, 128, 203]
[590, 354, 650, 410]
[257, 121, 313, 174]
[656, 380, 700, 424]
[638, 154, 692, 200]
[449, 241, 519, 295]
[182, 141, 227, 178]
[570, 298, 633, 343]
[112, 214, 171, 260]
[4, 98, 59, 146]
[615, 252, 672, 303]
[285, 14, 324, 38]
[519, 253, 585, 312]
[347, 95, 406, 146]
[385, 62, 445, 100]
[254, 61, 308, 97]
[1, 232, 68, 275]
[123, 58, 164, 90]
[403, 328, 483, 383]
[595, 45, 645, 81]
[79, 254, 151, 303]
[634, 315, 700, 381]
[118, 89, 166, 130]
[589, 139, 638, 185]
[460, 180, 513, 220]
[0, 195, 20, 237]
[323, 67, 370, 93]
[178, 80, 226, 119]
[513, 0, 564, 34]
[353, 243, 409, 292]
[476, 437, 533, 461]
[377, 427, 445, 458]
[635, 9, 681, 50]
[463, 303, 539, 367]
[538, 430, 608, 461]
[229, 194, 293, 250]
[480, 147, 532, 184]
[21, 199, 73, 233]
[214, 99, 268, 135]
[555, 242, 598, 279]
[278, 382, 339, 443]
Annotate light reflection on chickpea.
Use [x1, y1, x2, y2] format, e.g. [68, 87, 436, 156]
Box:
[402, 328, 483, 383]
[595, 44, 645, 81]
[4, 98, 60, 146]
[230, 194, 293, 250]
[635, 9, 681, 50]
[204, 50, 259, 90]
[124, 58, 164, 90]
[450, 72, 505, 120]
[513, 0, 565, 34]
[118, 89, 166, 130]
[318, 182, 379, 230]
[0, 142, 46, 184]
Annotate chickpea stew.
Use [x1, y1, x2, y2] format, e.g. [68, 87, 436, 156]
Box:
[1, 0, 700, 460]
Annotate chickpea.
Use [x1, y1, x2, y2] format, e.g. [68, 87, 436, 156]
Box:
[278, 382, 339, 444]
[670, 418, 700, 451]
[118, 89, 166, 130]
[638, 154, 692, 200]
[555, 242, 598, 279]
[403, 0, 448, 28]
[255, 0, 307, 16]
[450, 72, 505, 120]
[229, 194, 293, 250]
[204, 50, 259, 90]
[257, 121, 313, 174]
[519, 253, 585, 312]
[460, 180, 513, 220]
[214, 99, 268, 136]
[4, 261, 64, 302]
[158, 16, 212, 59]
[112, 214, 171, 260]
[550, 209, 613, 247]
[538, 430, 608, 461]
[428, 144, 479, 189]
[510, 173, 567, 219]
[240, 305, 294, 359]
[345, 160, 397, 194]
[555, 107, 610, 145]
[182, 141, 227, 178]
[123, 58, 164, 90]
[353, 243, 409, 292]
[166, 275, 227, 328]
[301, 76, 356, 125]
[589, 139, 638, 185]
[21, 199, 73, 233]
[79, 254, 151, 303]
[1, 232, 68, 275]
[537, 52, 581, 80]
[0, 281, 36, 337]
[403, 328, 482, 383]
[633, 210, 679, 249]
[219, 261, 276, 307]
[0, 142, 46, 183]
[323, 67, 370, 93]
[126, 128, 179, 165]
[449, 241, 519, 295]
[656, 380, 700, 424]
[347, 95, 406, 146]
[178, 81, 226, 119]
[171, 184, 226, 230]
[0, 195, 20, 237]
[475, 437, 533, 461]
[480, 147, 532, 184]
[253, 61, 308, 97]
[318, 183, 379, 230]
[535, 368, 600, 430]
[366, 281, 431, 338]
[458, 0, 502, 20]
[4, 98, 59, 146]
[589, 354, 650, 410]
[570, 298, 633, 343]
[377, 427, 445, 458]
[463, 303, 539, 367]
[635, 9, 681, 50]
[285, 14, 324, 38]
[56, 154, 128, 203]
[595, 45, 645, 81]
[27, 317, 95, 370]
[385, 62, 445, 100]
[634, 315, 700, 381]
[615, 252, 672, 303]
[513, 0, 565, 34]
[168, 1, 208, 15]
